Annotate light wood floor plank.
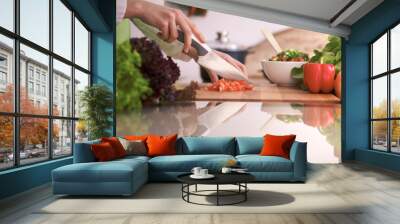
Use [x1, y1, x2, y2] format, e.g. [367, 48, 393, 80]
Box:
[1, 162, 400, 224]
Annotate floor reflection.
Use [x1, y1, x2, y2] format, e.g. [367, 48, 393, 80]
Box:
[117, 102, 341, 164]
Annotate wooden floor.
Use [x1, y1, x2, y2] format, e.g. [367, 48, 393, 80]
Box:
[1, 162, 400, 224]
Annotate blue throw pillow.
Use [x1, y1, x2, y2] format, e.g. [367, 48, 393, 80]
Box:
[179, 137, 235, 155]
[236, 137, 264, 155]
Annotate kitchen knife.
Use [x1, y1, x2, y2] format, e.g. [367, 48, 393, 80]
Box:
[177, 30, 249, 81]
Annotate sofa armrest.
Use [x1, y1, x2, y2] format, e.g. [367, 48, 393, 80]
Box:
[289, 141, 307, 181]
[73, 140, 100, 163]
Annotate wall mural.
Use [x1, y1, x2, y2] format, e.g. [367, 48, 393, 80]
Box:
[115, 4, 342, 164]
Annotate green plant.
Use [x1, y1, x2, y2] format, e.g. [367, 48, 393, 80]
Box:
[79, 84, 113, 140]
[116, 41, 152, 112]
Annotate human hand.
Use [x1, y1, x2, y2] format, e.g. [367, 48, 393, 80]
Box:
[206, 51, 248, 83]
[126, 0, 205, 53]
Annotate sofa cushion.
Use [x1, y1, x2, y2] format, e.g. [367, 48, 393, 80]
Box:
[236, 137, 263, 155]
[53, 158, 147, 183]
[91, 142, 118, 161]
[178, 137, 236, 155]
[260, 134, 296, 159]
[147, 134, 177, 157]
[236, 155, 293, 172]
[149, 154, 235, 172]
[101, 137, 127, 158]
[118, 138, 147, 156]
[73, 139, 100, 163]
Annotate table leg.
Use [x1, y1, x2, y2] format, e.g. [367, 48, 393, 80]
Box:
[245, 183, 247, 201]
[216, 184, 219, 206]
[187, 184, 190, 202]
[195, 184, 198, 192]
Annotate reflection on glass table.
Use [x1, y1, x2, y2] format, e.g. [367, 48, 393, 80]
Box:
[117, 102, 341, 163]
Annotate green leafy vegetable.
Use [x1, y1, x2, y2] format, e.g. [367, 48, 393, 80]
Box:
[116, 41, 152, 112]
[130, 37, 180, 102]
[310, 36, 342, 73]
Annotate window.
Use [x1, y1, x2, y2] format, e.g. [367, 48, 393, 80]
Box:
[0, 54, 8, 89]
[74, 69, 89, 118]
[0, 1, 91, 170]
[35, 84, 40, 95]
[0, 35, 13, 112]
[0, 0, 14, 32]
[371, 23, 400, 154]
[35, 70, 41, 81]
[0, 54, 7, 67]
[28, 81, 34, 94]
[74, 18, 90, 70]
[20, 0, 49, 49]
[0, 71, 6, 85]
[53, 59, 72, 117]
[0, 116, 13, 170]
[28, 67, 34, 80]
[42, 85, 46, 97]
[53, 0, 72, 60]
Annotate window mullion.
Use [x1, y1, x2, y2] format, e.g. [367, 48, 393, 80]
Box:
[388, 30, 391, 153]
[48, 0, 54, 160]
[13, 0, 20, 167]
[71, 11, 76, 155]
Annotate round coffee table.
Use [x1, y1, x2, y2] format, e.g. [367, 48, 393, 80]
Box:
[177, 173, 255, 206]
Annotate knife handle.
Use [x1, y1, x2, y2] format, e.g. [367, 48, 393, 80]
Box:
[177, 30, 209, 56]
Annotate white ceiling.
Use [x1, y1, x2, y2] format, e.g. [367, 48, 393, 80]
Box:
[225, 0, 353, 21]
[166, 0, 384, 38]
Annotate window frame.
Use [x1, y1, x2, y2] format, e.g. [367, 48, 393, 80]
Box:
[370, 21, 400, 154]
[0, 0, 92, 171]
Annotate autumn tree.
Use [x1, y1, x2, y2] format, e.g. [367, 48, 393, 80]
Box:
[372, 99, 400, 143]
[0, 85, 59, 151]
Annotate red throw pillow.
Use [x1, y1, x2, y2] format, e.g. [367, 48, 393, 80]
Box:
[91, 142, 117, 162]
[260, 134, 296, 159]
[101, 137, 126, 158]
[146, 134, 177, 157]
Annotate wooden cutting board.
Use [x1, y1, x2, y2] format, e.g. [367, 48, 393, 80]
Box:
[195, 85, 340, 103]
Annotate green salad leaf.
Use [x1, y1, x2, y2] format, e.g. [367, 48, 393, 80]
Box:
[310, 36, 342, 73]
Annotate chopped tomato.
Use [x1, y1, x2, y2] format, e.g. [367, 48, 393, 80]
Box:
[204, 79, 253, 92]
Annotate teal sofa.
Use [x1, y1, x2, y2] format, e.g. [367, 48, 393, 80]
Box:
[52, 137, 307, 196]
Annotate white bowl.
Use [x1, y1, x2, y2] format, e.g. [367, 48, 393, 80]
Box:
[261, 60, 306, 86]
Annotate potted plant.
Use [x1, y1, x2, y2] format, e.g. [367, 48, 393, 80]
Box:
[79, 84, 113, 140]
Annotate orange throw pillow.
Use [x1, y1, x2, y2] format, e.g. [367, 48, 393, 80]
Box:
[260, 134, 296, 159]
[146, 134, 177, 157]
[101, 137, 126, 158]
[91, 142, 117, 162]
[125, 135, 148, 141]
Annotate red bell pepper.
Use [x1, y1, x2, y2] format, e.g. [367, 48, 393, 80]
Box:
[302, 104, 335, 128]
[303, 63, 335, 93]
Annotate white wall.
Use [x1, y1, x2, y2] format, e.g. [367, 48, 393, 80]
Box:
[129, 1, 287, 83]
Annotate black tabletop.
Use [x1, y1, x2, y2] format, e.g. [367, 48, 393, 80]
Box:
[177, 172, 255, 185]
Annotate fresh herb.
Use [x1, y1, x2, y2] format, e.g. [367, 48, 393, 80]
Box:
[270, 49, 309, 62]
